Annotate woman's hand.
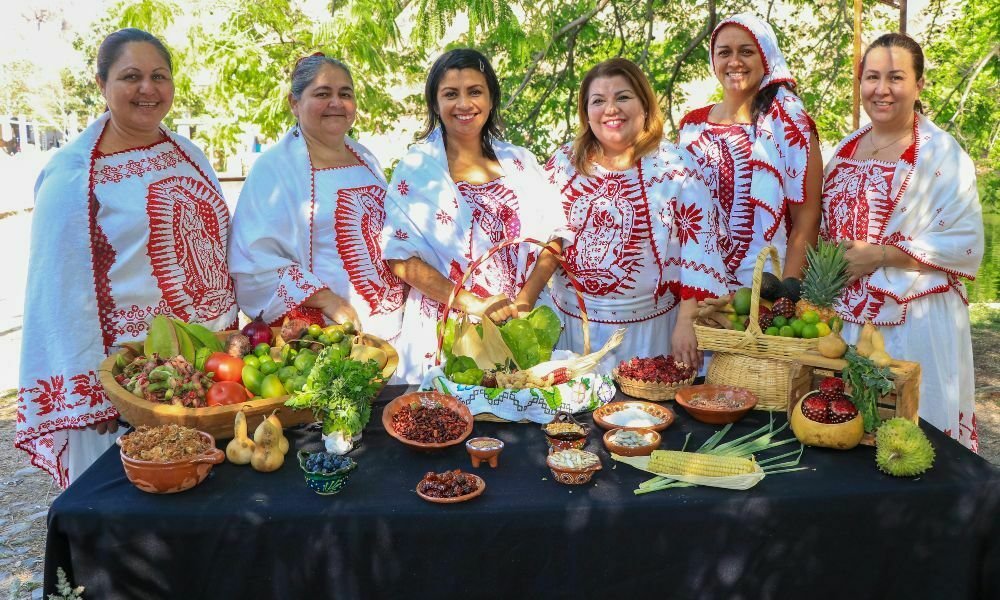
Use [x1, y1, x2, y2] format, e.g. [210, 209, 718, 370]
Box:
[473, 293, 520, 323]
[671, 315, 701, 370]
[304, 288, 362, 331]
[87, 419, 120, 435]
[843, 240, 882, 284]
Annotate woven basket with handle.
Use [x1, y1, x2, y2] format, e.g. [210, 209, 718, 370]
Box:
[434, 237, 595, 422]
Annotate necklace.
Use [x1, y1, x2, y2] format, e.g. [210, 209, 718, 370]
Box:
[867, 130, 911, 156]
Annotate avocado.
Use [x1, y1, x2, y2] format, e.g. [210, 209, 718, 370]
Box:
[759, 271, 785, 302]
[782, 277, 802, 303]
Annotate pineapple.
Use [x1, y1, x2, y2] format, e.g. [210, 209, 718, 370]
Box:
[795, 239, 849, 322]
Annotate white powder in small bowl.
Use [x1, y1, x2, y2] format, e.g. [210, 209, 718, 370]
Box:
[603, 407, 663, 428]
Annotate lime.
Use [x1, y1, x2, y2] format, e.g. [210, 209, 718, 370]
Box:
[241, 365, 263, 395]
[277, 365, 298, 383]
[828, 315, 844, 333]
[307, 323, 323, 338]
[779, 325, 796, 337]
[733, 288, 752, 316]
[772, 315, 788, 328]
[293, 352, 316, 374]
[801, 323, 819, 339]
[260, 374, 287, 399]
[732, 319, 746, 332]
[729, 312, 742, 323]
[815, 322, 832, 337]
[242, 355, 260, 370]
[286, 375, 307, 393]
[765, 326, 780, 336]
[254, 342, 271, 357]
[790, 319, 805, 336]
[317, 334, 332, 345]
[341, 321, 356, 335]
[259, 357, 278, 376]
[802, 310, 820, 325]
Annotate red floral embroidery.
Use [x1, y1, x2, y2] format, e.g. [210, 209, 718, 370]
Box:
[675, 202, 704, 246]
[394, 229, 409, 240]
[93, 148, 185, 185]
[513, 158, 525, 171]
[70, 372, 109, 408]
[457, 179, 521, 300]
[436, 209, 454, 225]
[21, 376, 69, 417]
[110, 300, 174, 339]
[396, 180, 409, 196]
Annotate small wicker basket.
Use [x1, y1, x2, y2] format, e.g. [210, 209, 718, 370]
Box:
[612, 369, 696, 402]
[695, 245, 817, 360]
[434, 237, 595, 423]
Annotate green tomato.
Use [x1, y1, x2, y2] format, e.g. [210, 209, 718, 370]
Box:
[241, 365, 263, 395]
[293, 352, 317, 374]
[258, 357, 278, 376]
[254, 342, 271, 357]
[260, 374, 287, 399]
[340, 321, 356, 335]
[285, 375, 308, 393]
[317, 334, 332, 345]
[280, 344, 296, 363]
[277, 365, 298, 383]
[307, 324, 323, 337]
[242, 355, 260, 370]
[323, 326, 345, 343]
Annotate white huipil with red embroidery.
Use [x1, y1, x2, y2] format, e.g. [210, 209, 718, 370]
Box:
[677, 12, 817, 289]
[544, 143, 729, 372]
[17, 112, 238, 487]
[229, 128, 404, 346]
[383, 128, 569, 384]
[821, 113, 984, 452]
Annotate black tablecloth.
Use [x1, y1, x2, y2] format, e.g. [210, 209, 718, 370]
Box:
[45, 385, 1000, 599]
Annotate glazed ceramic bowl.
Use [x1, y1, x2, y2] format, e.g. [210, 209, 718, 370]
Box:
[602, 427, 661, 457]
[118, 430, 224, 494]
[466, 437, 504, 468]
[592, 401, 675, 432]
[297, 450, 358, 495]
[546, 450, 602, 485]
[382, 391, 474, 450]
[541, 411, 590, 451]
[674, 385, 758, 425]
[416, 473, 486, 504]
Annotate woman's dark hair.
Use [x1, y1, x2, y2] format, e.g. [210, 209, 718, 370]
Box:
[290, 54, 353, 100]
[418, 48, 503, 160]
[96, 28, 172, 82]
[751, 81, 795, 128]
[860, 32, 925, 113]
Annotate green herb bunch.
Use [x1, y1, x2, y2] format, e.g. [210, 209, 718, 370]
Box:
[842, 346, 895, 433]
[284, 346, 386, 438]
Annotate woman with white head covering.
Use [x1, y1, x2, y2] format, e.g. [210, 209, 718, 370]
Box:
[678, 13, 822, 288]
[822, 33, 984, 451]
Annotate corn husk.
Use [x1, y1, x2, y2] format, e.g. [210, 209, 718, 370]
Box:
[452, 318, 514, 369]
[611, 454, 765, 490]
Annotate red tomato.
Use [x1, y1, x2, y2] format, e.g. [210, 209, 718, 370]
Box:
[206, 381, 252, 407]
[204, 352, 244, 382]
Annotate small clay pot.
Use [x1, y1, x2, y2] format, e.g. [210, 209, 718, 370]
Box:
[541, 411, 589, 451]
[118, 431, 224, 494]
[465, 437, 504, 468]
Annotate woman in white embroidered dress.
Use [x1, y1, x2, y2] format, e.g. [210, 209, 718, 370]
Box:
[16, 29, 239, 487]
[383, 49, 567, 384]
[545, 58, 729, 371]
[229, 54, 404, 350]
[822, 33, 984, 451]
[677, 13, 821, 288]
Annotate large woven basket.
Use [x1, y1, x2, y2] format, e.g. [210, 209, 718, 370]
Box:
[434, 237, 600, 423]
[695, 245, 817, 359]
[705, 352, 792, 411]
[99, 329, 397, 439]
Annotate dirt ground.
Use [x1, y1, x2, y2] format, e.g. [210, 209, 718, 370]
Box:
[1, 326, 999, 598]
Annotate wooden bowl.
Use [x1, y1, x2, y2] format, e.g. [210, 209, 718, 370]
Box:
[602, 427, 661, 457]
[592, 401, 674, 432]
[118, 430, 224, 494]
[546, 450, 602, 485]
[99, 328, 397, 440]
[674, 384, 758, 425]
[416, 473, 486, 504]
[382, 391, 474, 450]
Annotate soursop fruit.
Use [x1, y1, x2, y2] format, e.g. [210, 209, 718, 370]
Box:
[875, 418, 935, 477]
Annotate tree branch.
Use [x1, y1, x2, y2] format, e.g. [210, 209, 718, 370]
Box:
[612, 0, 626, 56]
[946, 44, 999, 129]
[638, 0, 654, 67]
[661, 0, 716, 135]
[504, 0, 612, 109]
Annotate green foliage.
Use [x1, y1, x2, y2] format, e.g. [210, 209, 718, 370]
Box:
[48, 567, 85, 600]
[284, 347, 385, 437]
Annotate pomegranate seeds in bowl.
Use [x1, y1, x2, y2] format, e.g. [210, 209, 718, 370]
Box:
[616, 355, 695, 384]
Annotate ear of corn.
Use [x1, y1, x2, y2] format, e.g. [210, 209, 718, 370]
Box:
[648, 450, 756, 477]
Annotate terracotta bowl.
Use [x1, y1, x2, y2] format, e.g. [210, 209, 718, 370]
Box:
[674, 384, 758, 425]
[118, 431, 224, 494]
[592, 401, 675, 432]
[602, 427, 661, 457]
[416, 473, 486, 504]
[382, 391, 474, 450]
[546, 450, 602, 485]
[541, 411, 590, 451]
[297, 450, 358, 495]
[466, 437, 504, 468]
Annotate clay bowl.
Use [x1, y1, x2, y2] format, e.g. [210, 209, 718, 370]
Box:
[297, 450, 358, 495]
[674, 384, 758, 425]
[382, 391, 474, 450]
[592, 401, 675, 432]
[546, 450, 603, 485]
[416, 473, 486, 504]
[466, 437, 504, 468]
[117, 430, 224, 494]
[602, 427, 661, 457]
[541, 411, 590, 451]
